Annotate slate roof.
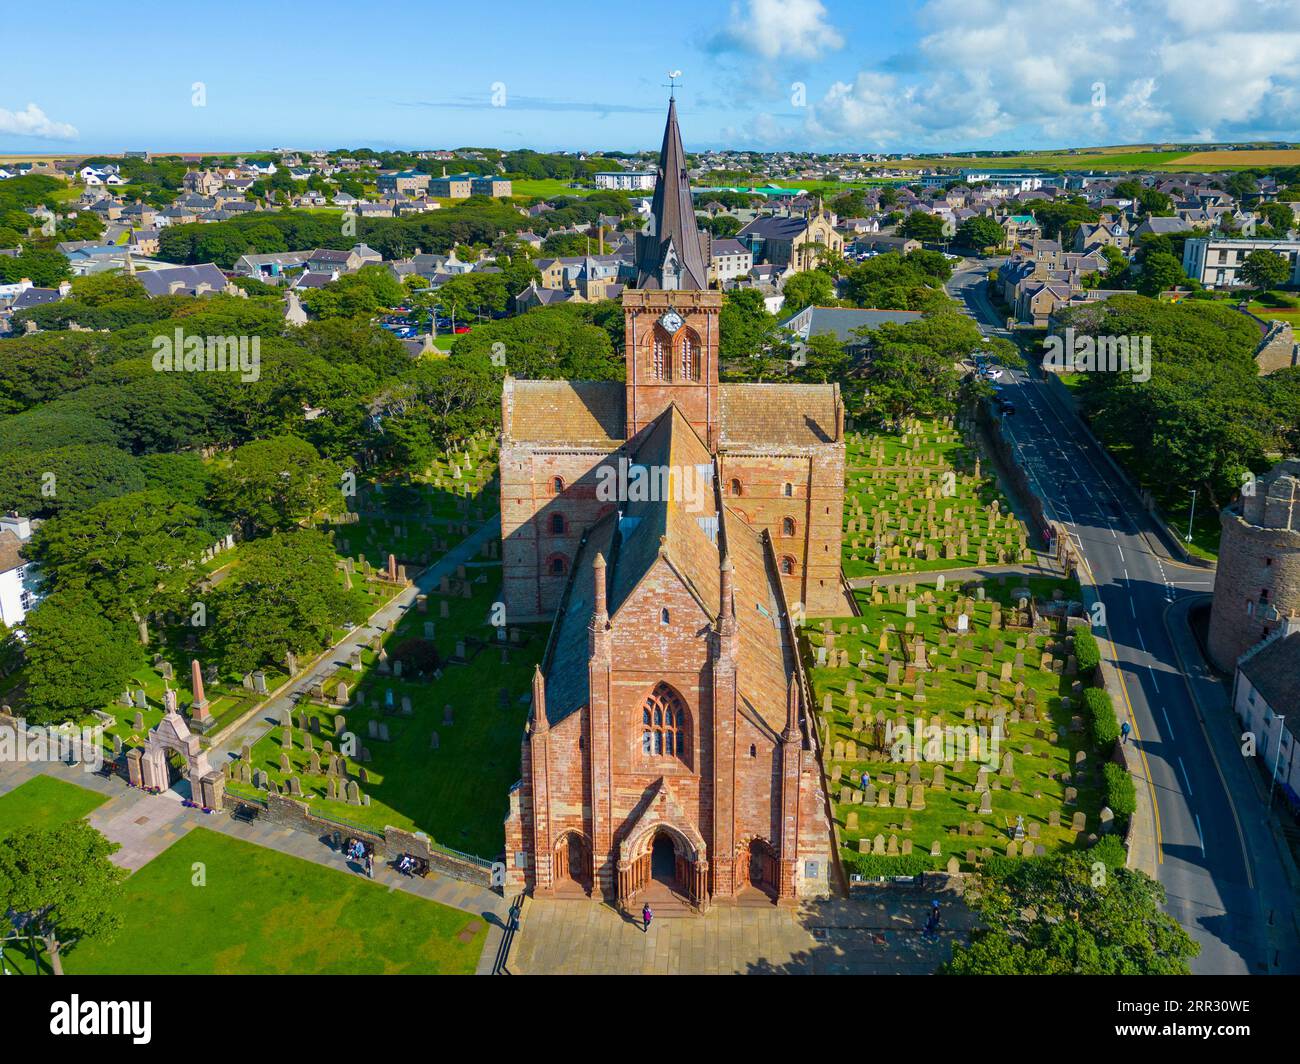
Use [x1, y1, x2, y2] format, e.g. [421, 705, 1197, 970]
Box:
[12, 286, 63, 310]
[1241, 632, 1300, 718]
[137, 263, 227, 297]
[783, 306, 922, 342]
[634, 97, 709, 290]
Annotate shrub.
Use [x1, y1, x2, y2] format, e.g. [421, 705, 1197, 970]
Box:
[1103, 761, 1136, 819]
[1084, 686, 1120, 750]
[1073, 628, 1101, 674]
[1090, 834, 1128, 869]
[842, 852, 941, 879]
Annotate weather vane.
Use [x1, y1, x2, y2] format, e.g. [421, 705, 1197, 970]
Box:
[665, 70, 683, 98]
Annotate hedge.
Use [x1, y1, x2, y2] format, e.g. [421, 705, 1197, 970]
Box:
[1084, 686, 1119, 750]
[1090, 835, 1128, 870]
[1103, 761, 1136, 818]
[1074, 628, 1101, 673]
[842, 852, 942, 878]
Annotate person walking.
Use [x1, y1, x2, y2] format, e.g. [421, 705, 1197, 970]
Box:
[923, 899, 941, 939]
[642, 903, 653, 933]
[1120, 720, 1131, 745]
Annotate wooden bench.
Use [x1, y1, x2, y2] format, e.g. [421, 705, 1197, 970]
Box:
[231, 804, 259, 825]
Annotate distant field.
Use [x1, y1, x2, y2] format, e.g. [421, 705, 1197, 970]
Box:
[510, 179, 601, 199]
[889, 147, 1300, 173]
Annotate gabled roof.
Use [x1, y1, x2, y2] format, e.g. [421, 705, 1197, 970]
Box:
[1241, 632, 1300, 716]
[503, 378, 625, 446]
[539, 405, 794, 732]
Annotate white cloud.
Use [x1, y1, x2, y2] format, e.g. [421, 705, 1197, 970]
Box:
[803, 0, 1300, 149]
[716, 0, 844, 60]
[0, 102, 79, 140]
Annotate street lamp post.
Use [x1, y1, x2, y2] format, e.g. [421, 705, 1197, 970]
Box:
[1185, 488, 1198, 543]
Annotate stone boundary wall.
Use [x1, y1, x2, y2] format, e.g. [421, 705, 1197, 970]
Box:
[232, 792, 496, 889]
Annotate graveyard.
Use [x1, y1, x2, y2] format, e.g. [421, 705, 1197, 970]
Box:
[841, 416, 1034, 579]
[804, 572, 1106, 875]
[221, 555, 545, 859]
[63, 828, 487, 975]
[325, 432, 500, 565]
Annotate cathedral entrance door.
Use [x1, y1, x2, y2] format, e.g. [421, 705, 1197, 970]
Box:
[651, 832, 677, 886]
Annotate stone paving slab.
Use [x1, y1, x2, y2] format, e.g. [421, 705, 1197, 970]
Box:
[508, 891, 973, 975]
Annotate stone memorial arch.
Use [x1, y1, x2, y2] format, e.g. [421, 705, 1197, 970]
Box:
[125, 693, 225, 810]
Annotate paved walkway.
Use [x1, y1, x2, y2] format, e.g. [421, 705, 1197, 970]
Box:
[846, 555, 1063, 591]
[508, 889, 975, 975]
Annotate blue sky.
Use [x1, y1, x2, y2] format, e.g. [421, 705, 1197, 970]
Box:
[3, 0, 1298, 155]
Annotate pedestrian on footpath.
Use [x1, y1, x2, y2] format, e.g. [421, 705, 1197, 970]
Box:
[1121, 720, 1131, 744]
[642, 903, 653, 933]
[923, 899, 941, 939]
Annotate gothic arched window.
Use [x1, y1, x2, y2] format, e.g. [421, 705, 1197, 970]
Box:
[782, 517, 796, 537]
[780, 556, 796, 575]
[679, 330, 701, 381]
[641, 683, 688, 762]
[652, 327, 671, 381]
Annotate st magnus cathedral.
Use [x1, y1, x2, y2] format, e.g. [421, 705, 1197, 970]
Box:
[499, 97, 844, 909]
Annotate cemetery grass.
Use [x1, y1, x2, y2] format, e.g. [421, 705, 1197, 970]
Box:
[842, 418, 1033, 580]
[225, 562, 546, 859]
[0, 775, 108, 835]
[65, 828, 486, 975]
[805, 577, 1104, 870]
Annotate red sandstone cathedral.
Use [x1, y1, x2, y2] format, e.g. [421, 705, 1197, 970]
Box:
[500, 97, 843, 910]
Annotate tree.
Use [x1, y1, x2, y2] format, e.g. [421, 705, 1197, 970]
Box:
[0, 821, 127, 974]
[942, 852, 1198, 974]
[1136, 251, 1186, 297]
[210, 436, 343, 537]
[20, 590, 141, 724]
[899, 211, 948, 243]
[31, 491, 209, 644]
[719, 289, 779, 364]
[793, 332, 848, 384]
[1241, 249, 1290, 291]
[0, 443, 144, 518]
[211, 529, 366, 673]
[780, 269, 837, 312]
[956, 215, 1004, 252]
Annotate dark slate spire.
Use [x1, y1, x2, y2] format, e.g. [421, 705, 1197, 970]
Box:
[635, 97, 708, 291]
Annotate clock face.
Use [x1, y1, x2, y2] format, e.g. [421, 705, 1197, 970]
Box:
[659, 310, 684, 333]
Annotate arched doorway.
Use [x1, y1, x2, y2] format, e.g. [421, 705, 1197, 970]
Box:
[737, 838, 779, 900]
[553, 832, 591, 895]
[651, 832, 679, 886]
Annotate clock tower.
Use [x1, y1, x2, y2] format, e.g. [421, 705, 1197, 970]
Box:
[624, 94, 722, 448]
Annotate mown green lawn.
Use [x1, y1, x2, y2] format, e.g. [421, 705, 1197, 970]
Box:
[0, 775, 108, 835]
[65, 828, 486, 975]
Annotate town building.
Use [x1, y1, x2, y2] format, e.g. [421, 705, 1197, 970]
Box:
[1182, 237, 1300, 289]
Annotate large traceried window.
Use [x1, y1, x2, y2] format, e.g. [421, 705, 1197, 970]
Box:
[641, 683, 688, 762]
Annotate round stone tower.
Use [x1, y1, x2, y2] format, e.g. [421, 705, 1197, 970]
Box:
[1207, 458, 1300, 671]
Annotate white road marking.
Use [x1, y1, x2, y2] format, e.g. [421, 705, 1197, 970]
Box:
[1195, 814, 1206, 858]
[1179, 756, 1193, 797]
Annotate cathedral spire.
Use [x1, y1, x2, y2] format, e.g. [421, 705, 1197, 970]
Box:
[634, 97, 708, 291]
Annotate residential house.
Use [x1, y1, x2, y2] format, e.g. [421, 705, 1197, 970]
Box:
[0, 514, 42, 629]
[136, 263, 235, 297]
[1232, 620, 1300, 815]
[737, 205, 843, 272]
[708, 237, 752, 285]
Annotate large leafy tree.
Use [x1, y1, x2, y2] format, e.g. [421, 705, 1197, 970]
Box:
[942, 852, 1198, 974]
[0, 821, 127, 974]
[210, 529, 365, 673]
[31, 490, 209, 644]
[956, 215, 1005, 252]
[719, 288, 779, 364]
[1241, 249, 1291, 290]
[20, 590, 141, 724]
[210, 435, 343, 537]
